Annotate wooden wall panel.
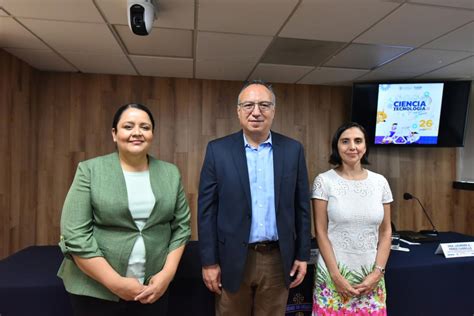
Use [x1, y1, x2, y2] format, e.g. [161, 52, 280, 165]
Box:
[1, 49, 473, 258]
[0, 50, 38, 258]
[453, 188, 474, 233]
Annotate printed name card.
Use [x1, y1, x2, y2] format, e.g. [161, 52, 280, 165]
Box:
[435, 242, 474, 258]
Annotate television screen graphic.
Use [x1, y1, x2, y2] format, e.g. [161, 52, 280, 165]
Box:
[375, 83, 444, 145]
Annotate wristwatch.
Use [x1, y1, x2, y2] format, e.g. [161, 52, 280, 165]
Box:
[374, 265, 385, 274]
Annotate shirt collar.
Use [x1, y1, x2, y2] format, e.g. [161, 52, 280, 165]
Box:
[243, 132, 273, 149]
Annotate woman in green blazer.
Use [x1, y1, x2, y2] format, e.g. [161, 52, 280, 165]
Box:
[58, 104, 191, 315]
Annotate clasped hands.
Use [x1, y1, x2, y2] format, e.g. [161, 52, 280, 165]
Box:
[110, 271, 172, 304]
[333, 271, 382, 298]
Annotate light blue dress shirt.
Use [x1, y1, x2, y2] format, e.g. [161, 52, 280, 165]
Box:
[243, 133, 278, 243]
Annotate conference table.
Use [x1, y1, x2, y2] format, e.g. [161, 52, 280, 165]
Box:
[385, 232, 474, 316]
[0, 232, 473, 316]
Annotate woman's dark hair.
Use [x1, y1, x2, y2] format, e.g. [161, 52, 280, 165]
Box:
[329, 122, 370, 165]
[112, 103, 155, 132]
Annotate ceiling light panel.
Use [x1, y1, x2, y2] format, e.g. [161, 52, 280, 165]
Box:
[262, 38, 346, 67]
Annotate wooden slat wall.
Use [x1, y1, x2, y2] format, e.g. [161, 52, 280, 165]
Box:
[1, 50, 473, 259]
[0, 50, 38, 258]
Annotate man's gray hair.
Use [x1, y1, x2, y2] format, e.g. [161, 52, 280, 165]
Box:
[237, 79, 276, 105]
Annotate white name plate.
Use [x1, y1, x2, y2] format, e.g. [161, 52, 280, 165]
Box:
[435, 242, 474, 258]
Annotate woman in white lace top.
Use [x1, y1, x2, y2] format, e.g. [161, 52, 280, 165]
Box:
[312, 122, 393, 316]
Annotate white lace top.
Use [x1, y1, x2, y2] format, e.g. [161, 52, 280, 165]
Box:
[312, 169, 393, 272]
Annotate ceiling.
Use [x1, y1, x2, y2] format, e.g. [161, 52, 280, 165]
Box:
[1, 0, 473, 85]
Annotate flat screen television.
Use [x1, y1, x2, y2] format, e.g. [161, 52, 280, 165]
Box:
[351, 81, 471, 147]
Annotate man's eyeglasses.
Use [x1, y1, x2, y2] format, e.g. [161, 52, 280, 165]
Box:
[238, 101, 274, 113]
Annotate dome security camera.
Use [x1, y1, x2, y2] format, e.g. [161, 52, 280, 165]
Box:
[127, 0, 157, 36]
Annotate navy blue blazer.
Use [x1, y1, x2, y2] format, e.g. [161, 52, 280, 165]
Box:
[198, 130, 311, 292]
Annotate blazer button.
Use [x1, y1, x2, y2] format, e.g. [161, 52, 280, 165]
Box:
[247, 214, 251, 220]
[242, 242, 247, 247]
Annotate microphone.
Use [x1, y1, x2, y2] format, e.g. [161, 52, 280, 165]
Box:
[403, 192, 438, 236]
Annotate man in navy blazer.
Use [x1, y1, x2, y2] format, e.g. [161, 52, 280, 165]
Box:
[198, 80, 311, 315]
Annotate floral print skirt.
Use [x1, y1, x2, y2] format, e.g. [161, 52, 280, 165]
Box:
[313, 263, 387, 316]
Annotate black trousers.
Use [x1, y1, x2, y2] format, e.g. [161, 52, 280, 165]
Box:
[69, 291, 169, 316]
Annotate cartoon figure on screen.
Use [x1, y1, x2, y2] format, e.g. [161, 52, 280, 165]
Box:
[381, 123, 398, 144]
[406, 131, 420, 144]
[312, 122, 393, 316]
[376, 111, 387, 124]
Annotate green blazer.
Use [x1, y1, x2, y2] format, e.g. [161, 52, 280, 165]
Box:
[57, 152, 191, 301]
